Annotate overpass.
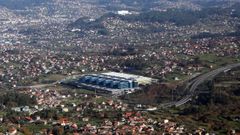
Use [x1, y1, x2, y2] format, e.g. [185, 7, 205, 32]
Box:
[161, 63, 240, 108]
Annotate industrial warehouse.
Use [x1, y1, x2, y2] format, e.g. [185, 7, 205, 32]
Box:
[76, 72, 156, 95]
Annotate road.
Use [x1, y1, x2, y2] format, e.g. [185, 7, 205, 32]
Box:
[15, 75, 80, 89]
[15, 81, 59, 89]
[15, 63, 240, 109]
[161, 63, 240, 108]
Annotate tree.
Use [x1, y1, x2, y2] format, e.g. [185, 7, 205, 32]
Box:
[21, 127, 32, 135]
[0, 92, 36, 107]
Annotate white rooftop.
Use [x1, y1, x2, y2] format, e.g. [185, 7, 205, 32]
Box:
[117, 10, 131, 16]
[101, 72, 155, 85]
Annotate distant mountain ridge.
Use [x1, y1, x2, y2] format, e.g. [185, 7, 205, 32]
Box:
[0, 0, 50, 9]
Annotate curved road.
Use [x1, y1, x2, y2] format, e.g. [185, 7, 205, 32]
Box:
[16, 63, 240, 109]
[161, 63, 240, 108]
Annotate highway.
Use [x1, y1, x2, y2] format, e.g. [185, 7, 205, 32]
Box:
[15, 63, 240, 109]
[162, 63, 240, 108]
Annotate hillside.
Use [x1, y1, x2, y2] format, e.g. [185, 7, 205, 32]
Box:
[175, 68, 240, 133]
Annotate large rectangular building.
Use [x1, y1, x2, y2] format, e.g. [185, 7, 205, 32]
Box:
[77, 72, 155, 95]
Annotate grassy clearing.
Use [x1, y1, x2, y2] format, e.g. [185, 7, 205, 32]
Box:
[74, 88, 96, 95]
[46, 74, 66, 81]
[39, 74, 66, 83]
[0, 111, 6, 117]
[198, 54, 239, 68]
[94, 96, 109, 104]
[63, 98, 82, 104]
[165, 72, 188, 82]
[25, 124, 51, 133]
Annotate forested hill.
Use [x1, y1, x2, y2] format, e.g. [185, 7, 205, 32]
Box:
[70, 4, 240, 29]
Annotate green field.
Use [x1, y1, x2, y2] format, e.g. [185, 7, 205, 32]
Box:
[198, 54, 240, 67]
